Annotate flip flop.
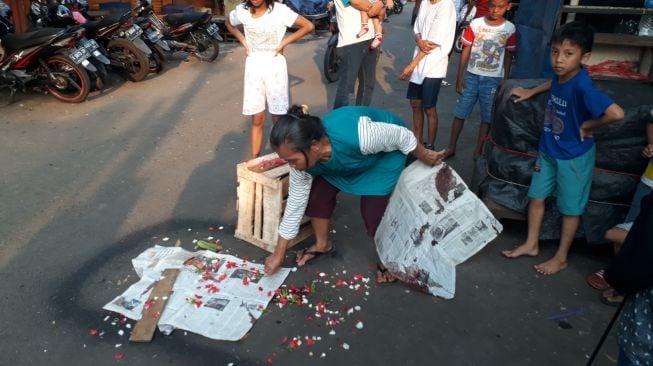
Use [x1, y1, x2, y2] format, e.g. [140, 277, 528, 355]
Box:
[599, 288, 624, 307]
[587, 269, 610, 291]
[295, 243, 336, 267]
[376, 263, 397, 284]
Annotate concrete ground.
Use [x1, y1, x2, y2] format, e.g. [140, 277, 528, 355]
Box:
[0, 5, 624, 365]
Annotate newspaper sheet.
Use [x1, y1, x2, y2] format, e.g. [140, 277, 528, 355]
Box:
[375, 162, 503, 299]
[103, 246, 290, 341]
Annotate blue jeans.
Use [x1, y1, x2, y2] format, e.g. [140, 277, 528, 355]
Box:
[333, 39, 379, 109]
[453, 71, 502, 123]
[623, 181, 653, 225]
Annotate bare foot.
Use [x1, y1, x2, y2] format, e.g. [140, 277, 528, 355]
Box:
[533, 257, 568, 275]
[376, 263, 396, 284]
[442, 148, 456, 160]
[295, 241, 333, 267]
[501, 243, 539, 258]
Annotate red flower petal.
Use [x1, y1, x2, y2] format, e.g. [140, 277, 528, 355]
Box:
[114, 353, 124, 360]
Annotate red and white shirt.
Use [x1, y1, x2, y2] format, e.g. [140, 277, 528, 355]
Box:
[461, 17, 516, 78]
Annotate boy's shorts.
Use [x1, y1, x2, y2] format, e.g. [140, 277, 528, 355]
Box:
[528, 146, 596, 216]
[242, 53, 289, 116]
[453, 71, 502, 124]
[406, 78, 443, 108]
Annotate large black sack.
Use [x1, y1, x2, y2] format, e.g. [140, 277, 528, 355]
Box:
[474, 78, 651, 244]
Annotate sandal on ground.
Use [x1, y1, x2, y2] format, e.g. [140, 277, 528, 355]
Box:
[600, 288, 624, 307]
[295, 243, 336, 267]
[587, 269, 610, 291]
[376, 263, 397, 284]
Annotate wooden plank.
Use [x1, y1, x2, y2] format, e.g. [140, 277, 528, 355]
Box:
[253, 183, 263, 239]
[594, 33, 653, 48]
[129, 269, 180, 342]
[262, 185, 282, 244]
[235, 180, 255, 238]
[562, 5, 653, 16]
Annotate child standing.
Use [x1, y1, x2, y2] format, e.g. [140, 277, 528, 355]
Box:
[502, 21, 625, 275]
[351, 0, 394, 49]
[225, 0, 314, 158]
[442, 0, 516, 159]
[399, 0, 456, 150]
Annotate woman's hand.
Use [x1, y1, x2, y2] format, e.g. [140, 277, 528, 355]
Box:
[264, 251, 284, 275]
[412, 144, 445, 166]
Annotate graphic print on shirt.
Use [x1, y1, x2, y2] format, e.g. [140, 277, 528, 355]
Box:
[469, 32, 510, 73]
[544, 93, 567, 141]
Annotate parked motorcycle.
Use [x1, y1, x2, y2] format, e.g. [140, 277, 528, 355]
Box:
[322, 2, 339, 83]
[389, 0, 403, 15]
[133, 0, 221, 62]
[0, 26, 92, 102]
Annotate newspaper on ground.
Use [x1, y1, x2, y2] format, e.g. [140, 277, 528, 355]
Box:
[103, 246, 291, 341]
[375, 162, 503, 299]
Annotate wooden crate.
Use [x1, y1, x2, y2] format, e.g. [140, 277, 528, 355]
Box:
[235, 153, 313, 252]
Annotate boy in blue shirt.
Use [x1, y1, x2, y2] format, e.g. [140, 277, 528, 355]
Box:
[501, 21, 624, 275]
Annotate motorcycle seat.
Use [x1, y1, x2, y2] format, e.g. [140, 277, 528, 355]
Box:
[164, 11, 210, 27]
[82, 12, 123, 37]
[1, 27, 63, 51]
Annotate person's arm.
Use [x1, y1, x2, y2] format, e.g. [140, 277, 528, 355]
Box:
[580, 103, 625, 141]
[264, 168, 313, 275]
[276, 15, 314, 55]
[509, 80, 551, 103]
[399, 51, 428, 80]
[503, 50, 513, 80]
[643, 121, 653, 158]
[225, 16, 249, 55]
[358, 117, 445, 165]
[455, 44, 471, 94]
[348, 0, 384, 17]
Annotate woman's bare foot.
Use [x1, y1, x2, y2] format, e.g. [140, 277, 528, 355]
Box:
[295, 241, 333, 267]
[533, 257, 568, 275]
[501, 243, 539, 258]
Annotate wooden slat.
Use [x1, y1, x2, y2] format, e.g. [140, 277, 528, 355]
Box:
[236, 180, 255, 237]
[594, 33, 653, 48]
[262, 185, 282, 244]
[129, 269, 180, 342]
[253, 182, 263, 239]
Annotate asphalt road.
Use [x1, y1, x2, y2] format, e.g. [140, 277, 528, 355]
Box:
[0, 6, 621, 365]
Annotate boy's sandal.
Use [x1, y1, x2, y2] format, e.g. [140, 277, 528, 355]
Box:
[295, 243, 336, 267]
[587, 269, 611, 291]
[599, 288, 624, 307]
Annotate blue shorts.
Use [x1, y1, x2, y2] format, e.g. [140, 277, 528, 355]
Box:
[617, 181, 653, 230]
[453, 71, 502, 124]
[406, 78, 443, 108]
[528, 146, 596, 216]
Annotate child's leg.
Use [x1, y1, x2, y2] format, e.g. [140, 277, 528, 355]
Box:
[409, 98, 425, 143]
[370, 17, 384, 49]
[534, 215, 578, 275]
[356, 11, 370, 38]
[250, 112, 266, 157]
[425, 106, 438, 147]
[444, 117, 464, 158]
[501, 198, 545, 258]
[445, 71, 478, 158]
[474, 122, 490, 158]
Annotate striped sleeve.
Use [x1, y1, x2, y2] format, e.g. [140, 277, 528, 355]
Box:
[358, 116, 418, 155]
[278, 168, 313, 240]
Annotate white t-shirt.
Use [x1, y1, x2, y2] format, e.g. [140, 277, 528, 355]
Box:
[334, 0, 374, 47]
[409, 0, 456, 83]
[229, 3, 298, 54]
[461, 17, 516, 77]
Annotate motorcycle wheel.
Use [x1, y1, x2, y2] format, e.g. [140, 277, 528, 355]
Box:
[393, 1, 403, 14]
[187, 29, 220, 62]
[44, 55, 90, 103]
[89, 58, 108, 91]
[323, 41, 340, 83]
[150, 43, 166, 74]
[107, 38, 149, 82]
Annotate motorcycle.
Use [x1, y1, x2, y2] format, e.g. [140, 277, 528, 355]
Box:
[389, 0, 403, 15]
[133, 0, 221, 62]
[0, 26, 92, 102]
[30, 0, 152, 82]
[322, 1, 340, 83]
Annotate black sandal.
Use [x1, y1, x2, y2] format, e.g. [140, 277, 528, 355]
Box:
[295, 243, 336, 267]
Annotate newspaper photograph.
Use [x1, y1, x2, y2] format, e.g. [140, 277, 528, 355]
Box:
[375, 162, 503, 299]
[104, 246, 291, 341]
